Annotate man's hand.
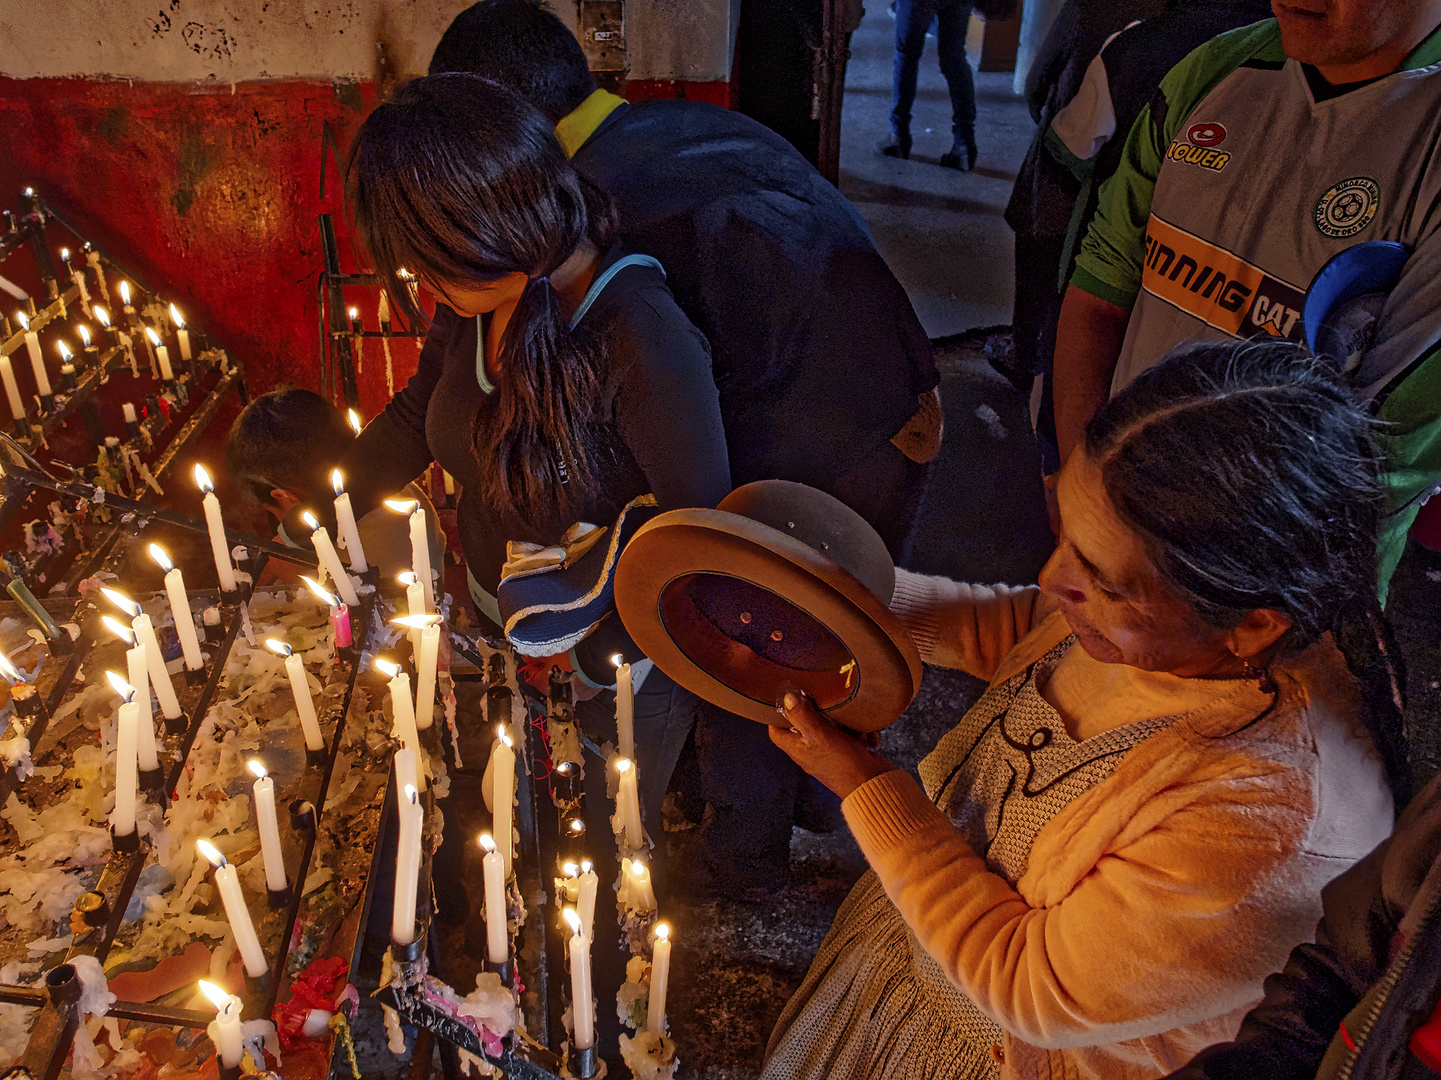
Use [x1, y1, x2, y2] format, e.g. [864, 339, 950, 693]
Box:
[1052, 285, 1131, 461]
[769, 692, 896, 800]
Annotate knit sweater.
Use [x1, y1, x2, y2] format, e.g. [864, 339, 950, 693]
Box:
[842, 569, 1394, 1080]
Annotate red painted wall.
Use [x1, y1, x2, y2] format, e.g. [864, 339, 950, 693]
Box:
[0, 73, 729, 416]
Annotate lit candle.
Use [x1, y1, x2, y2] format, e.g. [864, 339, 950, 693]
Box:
[0, 652, 22, 688]
[198, 980, 244, 1069]
[562, 908, 595, 1050]
[101, 617, 159, 773]
[375, 658, 424, 790]
[577, 859, 598, 941]
[301, 511, 360, 607]
[15, 311, 51, 401]
[149, 545, 203, 670]
[647, 923, 672, 1034]
[107, 672, 139, 840]
[329, 470, 369, 573]
[118, 280, 133, 313]
[393, 614, 440, 731]
[614, 757, 643, 849]
[478, 833, 507, 964]
[394, 746, 421, 795]
[489, 726, 515, 879]
[302, 576, 351, 649]
[169, 304, 191, 362]
[265, 640, 324, 753]
[102, 588, 181, 723]
[626, 856, 657, 912]
[612, 654, 634, 760]
[398, 571, 425, 654]
[248, 759, 287, 894]
[56, 340, 75, 390]
[77, 323, 95, 361]
[0, 353, 26, 424]
[193, 465, 238, 593]
[347, 408, 363, 436]
[196, 838, 268, 978]
[93, 305, 112, 336]
[386, 499, 433, 611]
[144, 326, 174, 381]
[348, 306, 361, 337]
[378, 289, 391, 329]
[392, 783, 423, 945]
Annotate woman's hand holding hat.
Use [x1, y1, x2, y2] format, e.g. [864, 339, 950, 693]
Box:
[770, 691, 896, 800]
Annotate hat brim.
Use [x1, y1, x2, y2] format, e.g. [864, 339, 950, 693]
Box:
[614, 508, 922, 731]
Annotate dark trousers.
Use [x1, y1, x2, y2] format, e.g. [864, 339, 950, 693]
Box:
[892, 0, 977, 141]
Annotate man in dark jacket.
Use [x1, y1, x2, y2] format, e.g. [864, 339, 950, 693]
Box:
[429, 0, 941, 893]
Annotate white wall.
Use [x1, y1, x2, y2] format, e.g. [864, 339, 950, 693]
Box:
[0, 0, 738, 83]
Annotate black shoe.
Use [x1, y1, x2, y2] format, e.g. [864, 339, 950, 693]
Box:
[940, 132, 977, 171]
[878, 132, 912, 159]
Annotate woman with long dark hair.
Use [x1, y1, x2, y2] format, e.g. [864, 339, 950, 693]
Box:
[759, 339, 1404, 1080]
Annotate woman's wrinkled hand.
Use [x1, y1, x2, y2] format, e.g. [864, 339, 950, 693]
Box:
[769, 691, 896, 800]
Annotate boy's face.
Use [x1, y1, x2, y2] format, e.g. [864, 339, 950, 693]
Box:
[267, 487, 304, 524]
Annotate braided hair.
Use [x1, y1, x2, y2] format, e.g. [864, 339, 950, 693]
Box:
[1086, 338, 1409, 805]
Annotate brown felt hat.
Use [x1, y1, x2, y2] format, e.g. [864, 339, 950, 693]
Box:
[614, 481, 922, 730]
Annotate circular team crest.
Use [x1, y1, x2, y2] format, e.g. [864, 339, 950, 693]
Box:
[1315, 177, 1381, 238]
[1187, 121, 1226, 147]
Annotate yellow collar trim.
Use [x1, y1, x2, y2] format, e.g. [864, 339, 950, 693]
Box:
[554, 88, 627, 158]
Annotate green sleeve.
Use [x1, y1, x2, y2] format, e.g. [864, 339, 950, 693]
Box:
[1376, 347, 1441, 601]
[1070, 19, 1284, 309]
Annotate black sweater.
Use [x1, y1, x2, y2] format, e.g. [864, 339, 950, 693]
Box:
[329, 250, 731, 599]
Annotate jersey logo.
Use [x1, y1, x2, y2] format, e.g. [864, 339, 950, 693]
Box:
[1186, 122, 1226, 147]
[1141, 215, 1307, 342]
[1314, 177, 1380, 238]
[1165, 137, 1231, 172]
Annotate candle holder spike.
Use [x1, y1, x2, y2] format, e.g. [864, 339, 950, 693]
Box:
[242, 968, 276, 1002]
[305, 745, 329, 769]
[183, 665, 206, 687]
[138, 766, 165, 797]
[217, 1059, 243, 1080]
[570, 1042, 599, 1079]
[43, 965, 80, 1008]
[108, 825, 140, 855]
[266, 883, 293, 910]
[289, 798, 318, 830]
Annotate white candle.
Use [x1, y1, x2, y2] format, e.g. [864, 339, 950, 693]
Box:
[392, 783, 423, 945]
[267, 640, 323, 753]
[197, 838, 268, 978]
[247, 760, 287, 894]
[0, 355, 24, 422]
[614, 757, 643, 849]
[399, 571, 425, 654]
[151, 544, 203, 670]
[104, 588, 182, 722]
[577, 860, 598, 941]
[199, 981, 244, 1069]
[103, 618, 158, 774]
[387, 500, 433, 611]
[394, 746, 421, 796]
[490, 727, 515, 880]
[330, 470, 369, 572]
[612, 654, 634, 760]
[169, 304, 192, 362]
[119, 280, 133, 312]
[626, 857, 657, 912]
[302, 511, 360, 607]
[194, 465, 238, 592]
[563, 908, 595, 1050]
[145, 327, 174, 381]
[16, 313, 50, 397]
[647, 923, 672, 1034]
[108, 674, 139, 839]
[393, 614, 440, 731]
[478, 833, 508, 964]
[376, 659, 424, 791]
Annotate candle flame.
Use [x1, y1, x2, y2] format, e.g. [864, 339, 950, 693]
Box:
[300, 575, 339, 609]
[373, 658, 400, 679]
[197, 980, 233, 1012]
[78, 324, 91, 346]
[60, 247, 70, 260]
[563, 908, 583, 935]
[196, 838, 225, 868]
[118, 281, 130, 305]
[581, 859, 593, 873]
[555, 760, 572, 776]
[655, 922, 670, 941]
[347, 306, 359, 320]
[57, 340, 72, 362]
[104, 670, 137, 703]
[611, 653, 624, 669]
[563, 861, 579, 877]
[247, 758, 267, 780]
[392, 614, 441, 630]
[330, 469, 345, 496]
[615, 757, 633, 775]
[384, 498, 419, 515]
[93, 305, 110, 328]
[101, 615, 138, 647]
[193, 464, 214, 493]
[100, 587, 142, 618]
[301, 510, 319, 530]
[404, 784, 418, 805]
[630, 858, 648, 878]
[347, 409, 362, 436]
[14, 311, 28, 331]
[264, 638, 292, 659]
[495, 723, 512, 748]
[148, 543, 174, 572]
[0, 652, 21, 685]
[568, 818, 585, 834]
[144, 326, 161, 346]
[478, 832, 497, 853]
[169, 303, 185, 329]
[397, 570, 418, 587]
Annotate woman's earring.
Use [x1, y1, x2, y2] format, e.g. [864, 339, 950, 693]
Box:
[1241, 661, 1277, 695]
